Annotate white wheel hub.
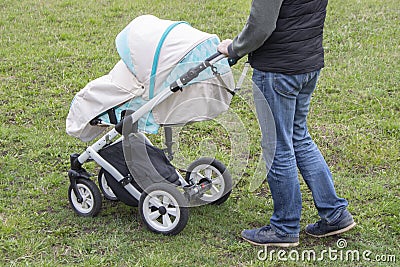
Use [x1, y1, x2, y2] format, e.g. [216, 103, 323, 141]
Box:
[142, 190, 181, 232]
[71, 184, 95, 214]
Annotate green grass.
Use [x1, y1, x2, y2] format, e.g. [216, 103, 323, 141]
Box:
[1, 0, 399, 266]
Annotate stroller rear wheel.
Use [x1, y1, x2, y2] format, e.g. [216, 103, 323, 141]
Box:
[68, 178, 102, 217]
[139, 183, 189, 235]
[185, 157, 232, 206]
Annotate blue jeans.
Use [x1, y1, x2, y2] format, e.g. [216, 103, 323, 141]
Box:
[252, 68, 348, 237]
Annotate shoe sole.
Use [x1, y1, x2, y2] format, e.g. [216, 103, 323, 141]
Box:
[306, 222, 356, 238]
[242, 236, 299, 247]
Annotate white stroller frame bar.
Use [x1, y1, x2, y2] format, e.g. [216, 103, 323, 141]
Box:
[69, 53, 228, 203]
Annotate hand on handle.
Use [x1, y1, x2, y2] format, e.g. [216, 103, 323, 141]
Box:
[218, 39, 239, 66]
[217, 39, 233, 56]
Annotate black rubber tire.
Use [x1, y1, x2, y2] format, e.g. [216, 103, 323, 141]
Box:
[68, 178, 102, 217]
[139, 183, 189, 235]
[185, 157, 232, 205]
[98, 168, 119, 201]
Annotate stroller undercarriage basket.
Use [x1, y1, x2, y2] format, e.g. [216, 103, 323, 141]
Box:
[98, 135, 181, 207]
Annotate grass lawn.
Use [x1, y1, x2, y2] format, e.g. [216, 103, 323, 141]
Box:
[1, 0, 399, 266]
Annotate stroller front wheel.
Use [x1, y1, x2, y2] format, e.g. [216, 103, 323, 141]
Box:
[68, 178, 102, 217]
[139, 183, 189, 235]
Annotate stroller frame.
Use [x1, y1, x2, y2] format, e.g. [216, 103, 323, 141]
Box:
[67, 53, 234, 235]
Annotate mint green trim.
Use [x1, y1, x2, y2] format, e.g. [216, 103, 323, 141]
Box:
[149, 21, 189, 99]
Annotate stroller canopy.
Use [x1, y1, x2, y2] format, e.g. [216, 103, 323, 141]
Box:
[66, 15, 234, 142]
[116, 14, 226, 99]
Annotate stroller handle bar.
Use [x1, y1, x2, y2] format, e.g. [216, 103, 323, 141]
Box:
[205, 51, 225, 62]
[206, 52, 238, 66]
[169, 52, 235, 93]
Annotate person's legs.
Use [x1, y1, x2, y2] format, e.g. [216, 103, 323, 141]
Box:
[249, 69, 304, 238]
[243, 69, 355, 246]
[241, 69, 302, 246]
[292, 71, 348, 223]
[291, 71, 356, 237]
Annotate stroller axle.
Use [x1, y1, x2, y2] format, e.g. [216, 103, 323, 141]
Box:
[183, 177, 213, 203]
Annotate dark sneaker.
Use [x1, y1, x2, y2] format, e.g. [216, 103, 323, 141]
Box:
[241, 225, 299, 247]
[305, 209, 356, 237]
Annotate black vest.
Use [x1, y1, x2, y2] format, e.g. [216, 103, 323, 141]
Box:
[249, 0, 328, 75]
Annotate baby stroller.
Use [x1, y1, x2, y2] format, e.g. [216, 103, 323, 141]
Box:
[65, 15, 236, 235]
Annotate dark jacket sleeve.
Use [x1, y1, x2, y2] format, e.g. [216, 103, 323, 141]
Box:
[228, 0, 284, 59]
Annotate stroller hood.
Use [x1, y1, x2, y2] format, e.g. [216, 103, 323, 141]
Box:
[66, 15, 234, 142]
[116, 14, 217, 99]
